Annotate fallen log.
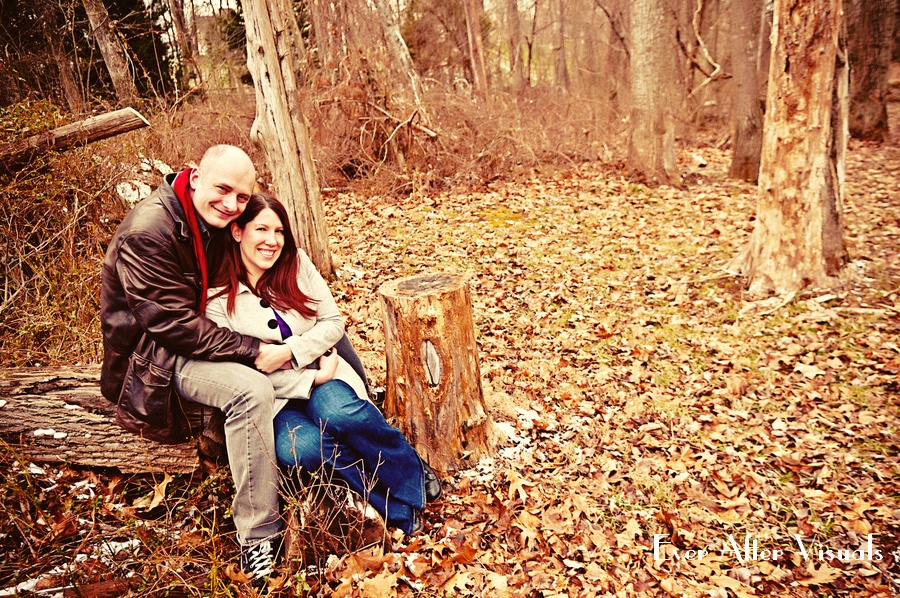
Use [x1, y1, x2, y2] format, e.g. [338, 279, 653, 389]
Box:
[0, 107, 150, 171]
[0, 366, 207, 473]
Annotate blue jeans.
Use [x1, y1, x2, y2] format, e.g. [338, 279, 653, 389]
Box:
[273, 380, 426, 534]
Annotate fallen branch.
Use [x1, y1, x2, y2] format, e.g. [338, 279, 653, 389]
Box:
[0, 107, 150, 171]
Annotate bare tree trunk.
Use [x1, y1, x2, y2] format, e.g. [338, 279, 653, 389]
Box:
[167, 0, 201, 89]
[505, 0, 525, 93]
[551, 0, 571, 91]
[846, 0, 894, 141]
[730, 0, 848, 296]
[757, 0, 774, 104]
[370, 0, 427, 110]
[627, 0, 677, 185]
[81, 0, 139, 106]
[729, 0, 764, 180]
[43, 2, 85, 114]
[464, 0, 489, 98]
[243, 0, 334, 276]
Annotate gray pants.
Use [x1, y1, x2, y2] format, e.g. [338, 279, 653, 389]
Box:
[174, 357, 281, 546]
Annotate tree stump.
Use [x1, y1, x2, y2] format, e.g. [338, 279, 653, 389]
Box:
[379, 273, 497, 474]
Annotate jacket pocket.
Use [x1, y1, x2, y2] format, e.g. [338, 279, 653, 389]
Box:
[116, 350, 191, 444]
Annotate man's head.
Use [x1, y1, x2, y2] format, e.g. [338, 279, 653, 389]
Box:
[189, 145, 257, 228]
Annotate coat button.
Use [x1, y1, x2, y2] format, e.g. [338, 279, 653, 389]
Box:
[267, 319, 278, 329]
[260, 299, 270, 308]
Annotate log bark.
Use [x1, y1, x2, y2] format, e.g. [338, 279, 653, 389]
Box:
[379, 273, 498, 475]
[0, 108, 150, 171]
[0, 366, 205, 473]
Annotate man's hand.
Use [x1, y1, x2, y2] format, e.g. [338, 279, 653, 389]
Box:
[314, 348, 339, 385]
[255, 343, 293, 373]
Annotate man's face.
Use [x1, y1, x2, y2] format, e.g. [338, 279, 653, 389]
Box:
[190, 153, 256, 228]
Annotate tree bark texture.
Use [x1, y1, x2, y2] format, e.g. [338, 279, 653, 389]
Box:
[243, 0, 334, 276]
[167, 0, 201, 89]
[728, 0, 764, 181]
[80, 0, 138, 106]
[627, 0, 677, 185]
[846, 0, 894, 141]
[734, 0, 848, 296]
[42, 1, 85, 114]
[464, 0, 489, 98]
[0, 107, 150, 171]
[379, 273, 498, 475]
[505, 0, 526, 93]
[0, 367, 202, 473]
[551, 0, 571, 92]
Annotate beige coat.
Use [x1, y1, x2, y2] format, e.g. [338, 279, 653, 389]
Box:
[206, 249, 367, 412]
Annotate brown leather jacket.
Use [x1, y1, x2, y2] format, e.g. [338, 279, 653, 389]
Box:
[100, 173, 259, 443]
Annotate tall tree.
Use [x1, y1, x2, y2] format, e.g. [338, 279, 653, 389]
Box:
[243, 0, 333, 276]
[550, 0, 571, 91]
[845, 0, 894, 141]
[81, 0, 139, 105]
[627, 0, 677, 185]
[729, 0, 848, 295]
[504, 0, 525, 93]
[728, 0, 764, 180]
[166, 0, 202, 90]
[463, 0, 489, 98]
[41, 0, 85, 113]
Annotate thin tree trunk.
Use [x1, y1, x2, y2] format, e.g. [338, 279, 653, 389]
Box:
[243, 0, 334, 276]
[464, 0, 488, 98]
[167, 0, 201, 89]
[505, 0, 525, 93]
[846, 0, 894, 141]
[39, 0, 85, 113]
[627, 0, 677, 185]
[551, 0, 571, 91]
[731, 0, 847, 295]
[728, 0, 764, 180]
[81, 0, 139, 106]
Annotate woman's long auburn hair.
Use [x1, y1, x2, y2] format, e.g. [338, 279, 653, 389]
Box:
[208, 193, 317, 318]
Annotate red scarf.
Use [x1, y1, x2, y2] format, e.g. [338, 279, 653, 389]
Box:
[172, 168, 208, 312]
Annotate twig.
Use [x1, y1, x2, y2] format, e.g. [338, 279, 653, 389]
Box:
[757, 290, 798, 316]
[685, 0, 723, 103]
[592, 0, 629, 58]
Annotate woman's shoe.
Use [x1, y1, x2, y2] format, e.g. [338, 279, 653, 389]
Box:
[421, 459, 443, 502]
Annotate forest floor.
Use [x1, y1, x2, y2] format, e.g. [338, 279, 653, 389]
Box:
[1, 119, 898, 597]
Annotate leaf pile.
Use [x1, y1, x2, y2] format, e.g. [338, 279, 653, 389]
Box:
[321, 138, 899, 596]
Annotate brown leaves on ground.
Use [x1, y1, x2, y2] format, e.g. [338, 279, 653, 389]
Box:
[320, 136, 900, 596]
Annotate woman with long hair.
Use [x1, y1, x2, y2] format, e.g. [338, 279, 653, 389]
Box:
[206, 193, 441, 536]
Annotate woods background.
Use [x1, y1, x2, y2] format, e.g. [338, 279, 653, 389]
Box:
[2, 0, 898, 366]
[1, 1, 900, 596]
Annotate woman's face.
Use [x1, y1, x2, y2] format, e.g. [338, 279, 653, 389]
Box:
[231, 207, 284, 284]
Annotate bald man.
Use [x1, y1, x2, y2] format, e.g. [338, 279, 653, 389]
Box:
[101, 145, 283, 591]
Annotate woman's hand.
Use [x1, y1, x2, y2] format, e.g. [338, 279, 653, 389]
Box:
[314, 347, 339, 385]
[255, 343, 294, 373]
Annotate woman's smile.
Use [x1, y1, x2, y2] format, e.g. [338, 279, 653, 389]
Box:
[231, 207, 285, 286]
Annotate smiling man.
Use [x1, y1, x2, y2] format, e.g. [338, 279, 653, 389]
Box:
[100, 145, 286, 592]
